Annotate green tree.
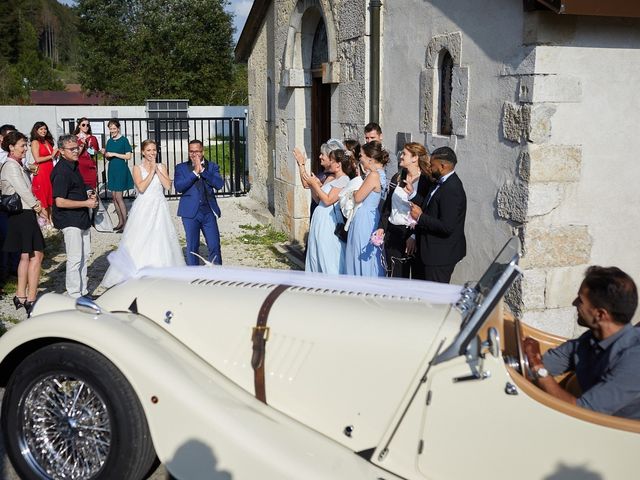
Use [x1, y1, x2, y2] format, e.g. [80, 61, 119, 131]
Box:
[0, 61, 26, 104]
[15, 22, 64, 91]
[0, 0, 77, 104]
[77, 0, 240, 105]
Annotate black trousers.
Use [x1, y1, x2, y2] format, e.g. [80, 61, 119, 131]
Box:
[384, 223, 416, 278]
[413, 263, 456, 284]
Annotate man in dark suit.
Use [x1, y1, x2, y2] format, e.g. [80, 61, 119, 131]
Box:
[174, 139, 224, 265]
[409, 146, 466, 283]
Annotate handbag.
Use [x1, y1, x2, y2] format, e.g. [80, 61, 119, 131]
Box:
[0, 193, 23, 213]
[0, 163, 23, 213]
[332, 203, 348, 243]
[92, 195, 115, 233]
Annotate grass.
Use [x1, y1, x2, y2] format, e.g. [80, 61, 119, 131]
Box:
[0, 315, 20, 337]
[204, 141, 247, 177]
[237, 224, 287, 245]
[3, 277, 18, 296]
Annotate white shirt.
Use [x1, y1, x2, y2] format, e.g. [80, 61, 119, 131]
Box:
[388, 176, 419, 226]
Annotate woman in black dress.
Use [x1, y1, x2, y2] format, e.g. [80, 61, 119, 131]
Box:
[0, 131, 45, 316]
[376, 142, 431, 278]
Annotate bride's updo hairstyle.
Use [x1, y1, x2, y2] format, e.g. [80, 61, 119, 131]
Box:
[140, 139, 157, 151]
[330, 149, 356, 179]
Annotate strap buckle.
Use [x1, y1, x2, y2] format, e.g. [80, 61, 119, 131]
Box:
[252, 325, 270, 341]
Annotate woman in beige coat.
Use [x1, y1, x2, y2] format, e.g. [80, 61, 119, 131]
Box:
[0, 131, 45, 316]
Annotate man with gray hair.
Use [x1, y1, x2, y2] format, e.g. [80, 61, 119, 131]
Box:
[51, 134, 98, 297]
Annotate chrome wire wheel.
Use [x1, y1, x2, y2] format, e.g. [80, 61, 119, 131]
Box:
[19, 374, 111, 479]
[3, 343, 156, 480]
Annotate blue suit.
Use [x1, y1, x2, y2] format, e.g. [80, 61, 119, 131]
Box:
[175, 160, 224, 265]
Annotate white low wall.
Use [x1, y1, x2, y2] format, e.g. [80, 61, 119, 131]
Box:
[0, 105, 247, 141]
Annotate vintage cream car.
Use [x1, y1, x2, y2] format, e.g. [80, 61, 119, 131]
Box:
[0, 238, 637, 480]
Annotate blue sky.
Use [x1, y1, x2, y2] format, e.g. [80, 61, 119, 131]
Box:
[57, 0, 252, 43]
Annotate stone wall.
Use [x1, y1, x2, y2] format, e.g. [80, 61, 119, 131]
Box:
[246, 0, 368, 243]
[500, 11, 640, 334]
[244, 2, 640, 334]
[246, 6, 272, 211]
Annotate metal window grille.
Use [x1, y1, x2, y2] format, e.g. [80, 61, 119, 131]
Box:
[146, 99, 189, 141]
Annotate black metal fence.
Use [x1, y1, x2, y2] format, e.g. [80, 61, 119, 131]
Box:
[62, 116, 248, 199]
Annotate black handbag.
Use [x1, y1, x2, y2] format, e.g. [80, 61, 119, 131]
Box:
[0, 193, 23, 213]
[0, 163, 23, 213]
[332, 203, 348, 243]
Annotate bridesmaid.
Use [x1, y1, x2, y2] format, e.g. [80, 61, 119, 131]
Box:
[74, 117, 99, 190]
[297, 148, 355, 274]
[101, 119, 134, 233]
[29, 122, 57, 227]
[344, 141, 388, 277]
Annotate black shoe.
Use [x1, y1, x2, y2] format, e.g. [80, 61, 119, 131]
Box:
[24, 300, 35, 318]
[12, 296, 26, 310]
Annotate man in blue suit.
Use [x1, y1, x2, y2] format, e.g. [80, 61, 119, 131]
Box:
[175, 139, 224, 265]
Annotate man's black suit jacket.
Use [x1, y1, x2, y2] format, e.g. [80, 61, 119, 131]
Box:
[414, 172, 467, 266]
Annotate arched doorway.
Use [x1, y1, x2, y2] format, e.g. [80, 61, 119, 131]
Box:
[310, 20, 330, 175]
[281, 0, 338, 241]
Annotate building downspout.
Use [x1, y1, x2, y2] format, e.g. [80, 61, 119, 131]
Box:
[369, 0, 382, 123]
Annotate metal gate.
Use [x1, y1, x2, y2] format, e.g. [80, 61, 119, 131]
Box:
[62, 116, 248, 199]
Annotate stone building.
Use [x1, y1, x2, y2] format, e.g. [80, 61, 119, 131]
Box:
[236, 0, 640, 334]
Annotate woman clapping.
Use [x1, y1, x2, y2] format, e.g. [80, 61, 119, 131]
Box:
[101, 140, 184, 287]
[295, 146, 355, 274]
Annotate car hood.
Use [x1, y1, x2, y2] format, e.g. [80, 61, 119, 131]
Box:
[98, 267, 462, 450]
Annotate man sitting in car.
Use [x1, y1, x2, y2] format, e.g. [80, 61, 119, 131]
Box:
[524, 266, 640, 419]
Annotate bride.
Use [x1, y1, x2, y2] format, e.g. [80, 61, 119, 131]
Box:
[102, 139, 185, 287]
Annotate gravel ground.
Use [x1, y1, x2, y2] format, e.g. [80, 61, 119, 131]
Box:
[0, 195, 301, 480]
[0, 195, 300, 326]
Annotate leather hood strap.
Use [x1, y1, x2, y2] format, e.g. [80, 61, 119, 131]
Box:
[251, 284, 290, 404]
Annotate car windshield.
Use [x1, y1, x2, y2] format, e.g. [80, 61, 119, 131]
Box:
[475, 237, 521, 299]
[435, 236, 522, 364]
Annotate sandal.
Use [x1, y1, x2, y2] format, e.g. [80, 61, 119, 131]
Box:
[13, 296, 26, 310]
[25, 299, 36, 318]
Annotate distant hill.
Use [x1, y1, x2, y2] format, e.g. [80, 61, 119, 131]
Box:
[0, 0, 79, 103]
[0, 0, 78, 66]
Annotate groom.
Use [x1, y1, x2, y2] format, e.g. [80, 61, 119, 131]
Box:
[175, 139, 224, 265]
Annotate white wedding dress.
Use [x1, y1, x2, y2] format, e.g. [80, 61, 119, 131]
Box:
[102, 164, 185, 288]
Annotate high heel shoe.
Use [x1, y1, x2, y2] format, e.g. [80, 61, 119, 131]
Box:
[24, 300, 35, 318]
[13, 296, 26, 310]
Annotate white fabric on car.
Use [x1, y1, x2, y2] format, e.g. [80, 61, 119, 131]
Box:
[135, 265, 463, 304]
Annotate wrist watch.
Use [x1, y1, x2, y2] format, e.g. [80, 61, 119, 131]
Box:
[532, 365, 549, 380]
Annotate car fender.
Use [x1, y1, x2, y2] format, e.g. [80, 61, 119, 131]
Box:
[0, 305, 403, 480]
